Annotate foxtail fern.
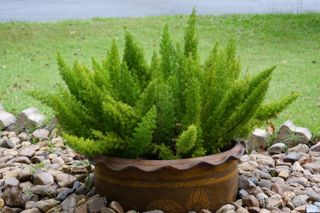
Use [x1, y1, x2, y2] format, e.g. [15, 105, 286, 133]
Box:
[32, 10, 298, 159]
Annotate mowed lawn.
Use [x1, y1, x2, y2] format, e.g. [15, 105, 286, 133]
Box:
[0, 14, 319, 134]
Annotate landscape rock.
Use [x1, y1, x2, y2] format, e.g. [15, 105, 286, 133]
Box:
[3, 177, 19, 188]
[283, 152, 300, 163]
[0, 111, 16, 130]
[61, 194, 82, 213]
[310, 142, 320, 152]
[306, 204, 320, 213]
[33, 172, 54, 185]
[291, 195, 309, 207]
[249, 128, 269, 151]
[289, 144, 310, 153]
[17, 107, 45, 130]
[32, 129, 49, 140]
[266, 194, 283, 209]
[19, 144, 39, 157]
[239, 176, 256, 191]
[56, 181, 81, 201]
[86, 196, 107, 213]
[110, 201, 124, 213]
[303, 162, 320, 173]
[1, 139, 15, 149]
[34, 199, 60, 212]
[56, 173, 77, 187]
[276, 120, 312, 146]
[21, 209, 41, 213]
[14, 156, 32, 165]
[0, 118, 319, 213]
[1, 187, 25, 208]
[268, 143, 287, 155]
[215, 204, 236, 213]
[243, 195, 259, 207]
[30, 185, 57, 197]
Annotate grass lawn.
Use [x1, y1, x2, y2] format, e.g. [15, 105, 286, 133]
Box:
[0, 14, 319, 134]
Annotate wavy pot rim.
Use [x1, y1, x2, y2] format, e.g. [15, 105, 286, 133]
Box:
[92, 141, 246, 172]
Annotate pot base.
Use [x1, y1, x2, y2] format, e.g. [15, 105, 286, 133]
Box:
[94, 159, 239, 212]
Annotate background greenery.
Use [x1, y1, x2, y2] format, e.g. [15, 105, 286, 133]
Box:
[0, 14, 319, 133]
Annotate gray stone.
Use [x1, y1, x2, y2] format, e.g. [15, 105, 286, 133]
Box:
[251, 153, 275, 167]
[15, 156, 32, 164]
[4, 177, 19, 187]
[32, 129, 49, 140]
[34, 172, 54, 185]
[291, 195, 309, 207]
[292, 162, 305, 172]
[271, 183, 283, 196]
[1, 139, 15, 148]
[35, 199, 60, 212]
[287, 177, 308, 187]
[266, 194, 283, 209]
[17, 107, 45, 129]
[258, 179, 272, 189]
[30, 185, 57, 197]
[254, 169, 272, 180]
[238, 161, 258, 171]
[19, 144, 39, 157]
[277, 169, 289, 180]
[56, 173, 77, 187]
[21, 209, 41, 213]
[51, 136, 64, 148]
[306, 205, 320, 213]
[310, 141, 320, 152]
[18, 132, 28, 141]
[215, 204, 236, 213]
[61, 194, 81, 213]
[303, 162, 320, 173]
[308, 190, 320, 202]
[283, 152, 300, 163]
[2, 206, 23, 213]
[276, 120, 312, 146]
[31, 155, 45, 164]
[289, 144, 310, 154]
[110, 201, 124, 213]
[256, 193, 268, 208]
[238, 189, 249, 198]
[239, 176, 256, 191]
[243, 195, 259, 207]
[56, 181, 81, 201]
[0, 111, 16, 130]
[86, 196, 107, 213]
[1, 187, 25, 208]
[268, 143, 287, 155]
[249, 128, 269, 151]
[247, 207, 260, 213]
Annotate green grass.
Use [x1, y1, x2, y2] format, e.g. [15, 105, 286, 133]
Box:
[0, 14, 320, 134]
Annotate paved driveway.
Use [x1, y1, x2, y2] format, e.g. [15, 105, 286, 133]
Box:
[0, 0, 320, 22]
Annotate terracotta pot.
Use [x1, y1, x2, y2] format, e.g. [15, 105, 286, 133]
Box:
[92, 141, 246, 213]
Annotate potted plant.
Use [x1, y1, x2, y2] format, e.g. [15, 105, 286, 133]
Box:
[32, 10, 298, 212]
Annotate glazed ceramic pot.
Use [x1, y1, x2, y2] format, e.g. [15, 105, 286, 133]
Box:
[93, 141, 246, 213]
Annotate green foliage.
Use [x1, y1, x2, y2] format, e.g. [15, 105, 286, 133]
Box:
[32, 10, 298, 159]
[176, 124, 198, 157]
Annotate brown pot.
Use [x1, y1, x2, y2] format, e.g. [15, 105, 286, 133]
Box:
[92, 141, 246, 213]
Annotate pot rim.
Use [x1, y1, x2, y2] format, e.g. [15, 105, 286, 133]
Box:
[92, 141, 246, 172]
